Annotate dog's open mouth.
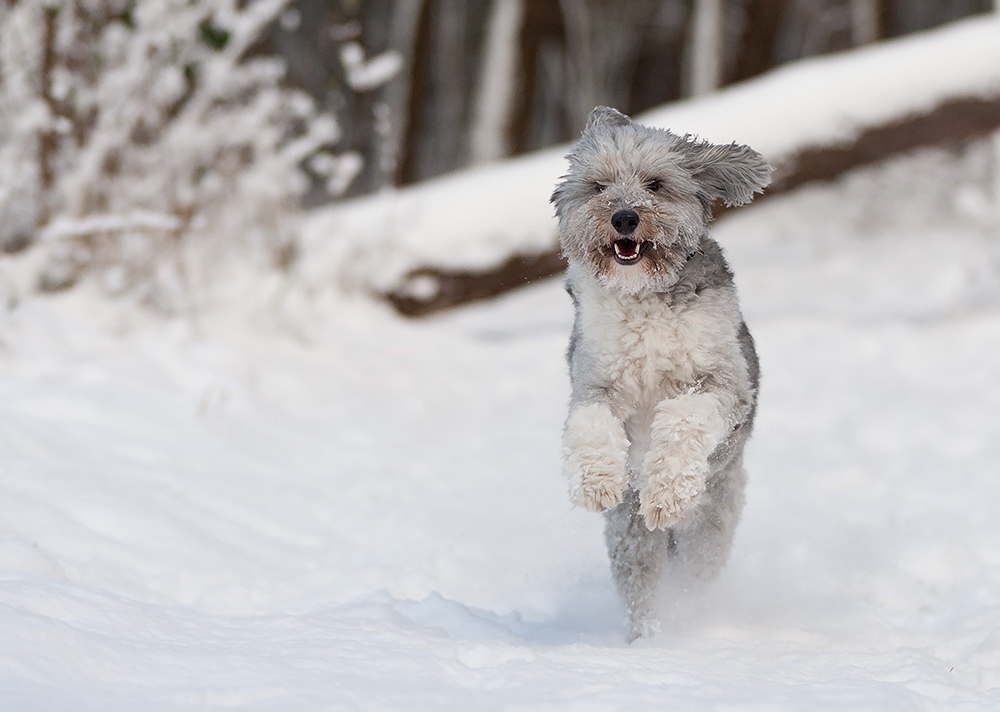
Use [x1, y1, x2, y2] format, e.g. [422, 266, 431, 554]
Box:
[612, 239, 647, 265]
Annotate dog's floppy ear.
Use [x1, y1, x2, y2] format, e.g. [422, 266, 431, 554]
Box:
[678, 139, 772, 207]
[586, 106, 632, 131]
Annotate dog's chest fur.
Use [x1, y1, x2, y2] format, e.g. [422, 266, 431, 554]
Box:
[567, 251, 748, 478]
[574, 277, 737, 400]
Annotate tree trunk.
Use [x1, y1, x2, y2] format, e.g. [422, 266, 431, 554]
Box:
[379, 0, 426, 188]
[686, 0, 724, 96]
[849, 0, 881, 45]
[469, 0, 525, 164]
[731, 0, 787, 83]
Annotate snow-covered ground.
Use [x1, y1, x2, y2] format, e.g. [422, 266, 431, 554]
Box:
[2, 135, 1000, 709]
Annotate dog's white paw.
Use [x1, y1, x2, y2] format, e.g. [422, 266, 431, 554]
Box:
[639, 463, 706, 530]
[573, 471, 625, 512]
[564, 403, 629, 512]
[639, 393, 727, 530]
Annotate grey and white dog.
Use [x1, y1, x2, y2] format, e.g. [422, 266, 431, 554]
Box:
[552, 107, 771, 640]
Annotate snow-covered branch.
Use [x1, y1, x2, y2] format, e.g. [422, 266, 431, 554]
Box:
[0, 0, 355, 310]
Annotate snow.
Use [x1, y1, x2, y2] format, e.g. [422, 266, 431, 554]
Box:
[299, 12, 1000, 298]
[3, 132, 1000, 708]
[338, 42, 404, 92]
[39, 212, 183, 241]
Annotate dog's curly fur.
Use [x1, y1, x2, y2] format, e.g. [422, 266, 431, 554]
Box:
[553, 107, 770, 640]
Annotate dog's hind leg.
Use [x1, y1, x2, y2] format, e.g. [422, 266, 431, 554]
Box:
[604, 488, 674, 641]
[669, 457, 748, 588]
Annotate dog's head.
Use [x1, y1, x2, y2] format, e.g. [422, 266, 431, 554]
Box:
[552, 106, 771, 295]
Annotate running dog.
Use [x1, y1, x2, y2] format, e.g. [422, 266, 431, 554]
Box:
[553, 107, 770, 639]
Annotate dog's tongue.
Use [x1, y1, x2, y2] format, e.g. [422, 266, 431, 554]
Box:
[614, 239, 640, 261]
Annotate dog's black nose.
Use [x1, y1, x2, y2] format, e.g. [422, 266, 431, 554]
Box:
[611, 209, 639, 235]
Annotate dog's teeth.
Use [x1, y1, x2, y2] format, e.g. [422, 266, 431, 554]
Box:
[614, 241, 640, 261]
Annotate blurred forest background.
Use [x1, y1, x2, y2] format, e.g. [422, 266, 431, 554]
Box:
[266, 0, 993, 197]
[0, 0, 995, 307]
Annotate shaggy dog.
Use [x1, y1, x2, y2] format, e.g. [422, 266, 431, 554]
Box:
[552, 107, 771, 640]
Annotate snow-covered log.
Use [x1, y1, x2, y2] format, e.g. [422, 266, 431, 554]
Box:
[299, 14, 1000, 316]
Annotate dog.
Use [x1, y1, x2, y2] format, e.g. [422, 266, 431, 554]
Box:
[552, 107, 771, 640]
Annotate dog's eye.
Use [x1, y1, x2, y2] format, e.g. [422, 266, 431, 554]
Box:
[646, 179, 661, 192]
[594, 182, 607, 193]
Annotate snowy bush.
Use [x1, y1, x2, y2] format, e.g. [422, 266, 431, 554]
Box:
[0, 0, 353, 310]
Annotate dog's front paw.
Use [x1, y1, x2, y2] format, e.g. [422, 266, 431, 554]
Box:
[639, 394, 726, 529]
[639, 462, 706, 530]
[573, 470, 625, 512]
[564, 403, 629, 513]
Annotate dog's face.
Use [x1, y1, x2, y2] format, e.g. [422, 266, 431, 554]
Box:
[552, 107, 771, 295]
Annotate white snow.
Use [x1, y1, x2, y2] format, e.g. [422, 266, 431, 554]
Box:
[3, 131, 1000, 708]
[338, 42, 404, 92]
[39, 212, 183, 241]
[299, 13, 1000, 297]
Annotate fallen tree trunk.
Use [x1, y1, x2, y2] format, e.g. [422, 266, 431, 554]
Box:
[387, 93, 1000, 317]
[386, 250, 566, 317]
[768, 95, 1000, 193]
